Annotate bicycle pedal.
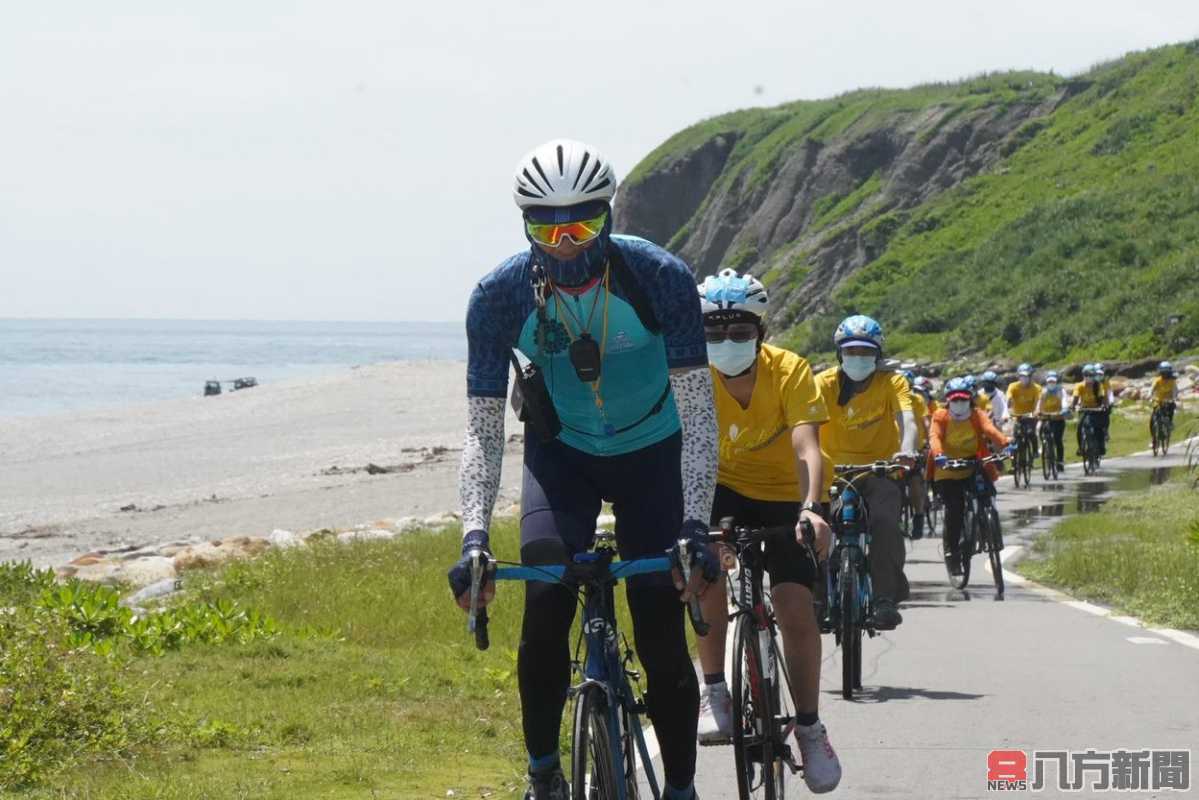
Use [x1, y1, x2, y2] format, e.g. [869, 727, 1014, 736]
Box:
[697, 736, 733, 747]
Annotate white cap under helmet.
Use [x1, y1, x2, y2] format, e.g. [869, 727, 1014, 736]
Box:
[513, 139, 617, 210]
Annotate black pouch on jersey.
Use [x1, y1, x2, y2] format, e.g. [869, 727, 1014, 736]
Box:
[508, 352, 561, 443]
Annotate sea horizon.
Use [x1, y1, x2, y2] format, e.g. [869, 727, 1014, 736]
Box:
[0, 318, 467, 418]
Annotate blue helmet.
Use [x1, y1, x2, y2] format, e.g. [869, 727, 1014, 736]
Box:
[1159, 361, 1173, 374]
[981, 370, 999, 384]
[945, 377, 973, 399]
[833, 315, 885, 351]
[1045, 370, 1060, 383]
[901, 369, 916, 386]
[1082, 363, 1096, 377]
[1017, 363, 1033, 376]
[963, 374, 978, 389]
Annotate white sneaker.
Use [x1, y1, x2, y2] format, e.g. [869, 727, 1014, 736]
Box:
[796, 721, 842, 793]
[697, 682, 732, 743]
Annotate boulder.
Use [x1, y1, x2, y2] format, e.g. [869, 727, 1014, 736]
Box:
[119, 557, 177, 588]
[269, 529, 302, 548]
[171, 538, 267, 572]
[71, 561, 125, 585]
[337, 528, 397, 544]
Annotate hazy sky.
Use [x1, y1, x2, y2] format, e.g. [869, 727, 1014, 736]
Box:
[3, 2, 1197, 322]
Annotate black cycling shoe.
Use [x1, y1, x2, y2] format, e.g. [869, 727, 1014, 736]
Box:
[871, 598, 903, 630]
[525, 767, 567, 800]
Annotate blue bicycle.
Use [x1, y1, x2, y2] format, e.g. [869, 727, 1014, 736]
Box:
[465, 532, 706, 800]
[826, 461, 908, 700]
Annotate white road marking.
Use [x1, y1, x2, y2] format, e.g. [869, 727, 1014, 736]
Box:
[1126, 636, 1170, 645]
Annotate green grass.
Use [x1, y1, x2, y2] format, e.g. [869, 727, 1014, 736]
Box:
[624, 40, 1199, 362]
[1018, 475, 1199, 630]
[11, 522, 651, 799]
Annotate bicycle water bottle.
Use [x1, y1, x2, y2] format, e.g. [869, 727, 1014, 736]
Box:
[840, 488, 857, 524]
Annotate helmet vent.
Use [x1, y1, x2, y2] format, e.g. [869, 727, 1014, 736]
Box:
[556, 144, 565, 175]
[572, 152, 591, 190]
[529, 158, 552, 192]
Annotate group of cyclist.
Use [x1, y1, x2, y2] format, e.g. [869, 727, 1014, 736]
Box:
[447, 138, 1183, 799]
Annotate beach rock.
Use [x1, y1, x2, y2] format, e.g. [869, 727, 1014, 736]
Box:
[156, 540, 202, 557]
[121, 578, 180, 607]
[55, 565, 78, 580]
[116, 546, 168, 561]
[423, 512, 460, 529]
[395, 516, 423, 533]
[119, 557, 177, 587]
[172, 538, 266, 571]
[72, 561, 125, 585]
[269, 529, 302, 548]
[70, 553, 107, 566]
[337, 528, 397, 544]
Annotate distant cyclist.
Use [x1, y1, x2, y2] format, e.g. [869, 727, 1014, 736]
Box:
[692, 269, 841, 794]
[814, 315, 918, 630]
[1150, 361, 1179, 439]
[902, 371, 929, 540]
[977, 370, 1007, 428]
[1034, 371, 1068, 472]
[913, 375, 937, 417]
[1005, 363, 1042, 456]
[448, 139, 718, 800]
[1070, 363, 1113, 457]
[929, 378, 1011, 576]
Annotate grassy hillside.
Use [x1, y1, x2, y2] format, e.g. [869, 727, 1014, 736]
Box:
[621, 41, 1199, 363]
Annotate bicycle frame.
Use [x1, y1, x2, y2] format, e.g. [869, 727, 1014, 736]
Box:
[480, 549, 675, 800]
[827, 480, 873, 636]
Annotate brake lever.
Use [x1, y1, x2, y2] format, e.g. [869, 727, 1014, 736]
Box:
[675, 538, 710, 636]
[467, 549, 492, 651]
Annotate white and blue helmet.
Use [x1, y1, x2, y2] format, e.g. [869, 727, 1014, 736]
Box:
[834, 315, 885, 351]
[1017, 363, 1033, 376]
[1159, 361, 1174, 375]
[698, 268, 768, 323]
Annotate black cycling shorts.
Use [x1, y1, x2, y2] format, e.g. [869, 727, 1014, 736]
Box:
[710, 483, 817, 589]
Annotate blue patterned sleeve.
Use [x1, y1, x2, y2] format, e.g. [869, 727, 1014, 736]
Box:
[465, 280, 513, 398]
[621, 238, 708, 370]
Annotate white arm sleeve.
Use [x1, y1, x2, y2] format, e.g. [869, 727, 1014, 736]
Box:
[669, 367, 718, 529]
[458, 396, 506, 536]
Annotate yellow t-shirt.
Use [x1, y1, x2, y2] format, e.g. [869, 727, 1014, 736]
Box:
[934, 417, 982, 481]
[976, 390, 991, 412]
[1038, 386, 1065, 416]
[712, 344, 829, 502]
[1006, 381, 1042, 416]
[911, 392, 929, 449]
[816, 368, 912, 498]
[1151, 376, 1177, 407]
[1073, 381, 1107, 410]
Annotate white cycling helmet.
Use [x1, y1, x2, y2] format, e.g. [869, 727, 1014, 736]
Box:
[698, 268, 769, 320]
[513, 139, 617, 210]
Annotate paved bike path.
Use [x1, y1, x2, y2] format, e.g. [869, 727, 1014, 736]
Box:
[682, 448, 1199, 799]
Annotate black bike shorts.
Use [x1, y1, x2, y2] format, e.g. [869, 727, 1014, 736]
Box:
[710, 483, 817, 590]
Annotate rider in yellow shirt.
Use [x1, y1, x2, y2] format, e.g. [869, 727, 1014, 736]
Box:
[693, 269, 841, 793]
[1149, 361, 1180, 441]
[903, 371, 929, 540]
[814, 315, 918, 631]
[1006, 363, 1042, 456]
[1071, 363, 1113, 456]
[1033, 371, 1068, 471]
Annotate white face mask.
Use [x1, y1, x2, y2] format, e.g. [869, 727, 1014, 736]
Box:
[948, 400, 972, 420]
[1020, 376, 1031, 386]
[1046, 381, 1059, 392]
[708, 340, 757, 376]
[841, 355, 876, 382]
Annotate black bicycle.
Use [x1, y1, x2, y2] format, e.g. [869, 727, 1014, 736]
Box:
[939, 455, 1006, 594]
[826, 460, 909, 700]
[1079, 408, 1104, 475]
[704, 518, 816, 800]
[1037, 414, 1060, 480]
[1010, 415, 1036, 488]
[464, 533, 706, 800]
[1151, 404, 1174, 457]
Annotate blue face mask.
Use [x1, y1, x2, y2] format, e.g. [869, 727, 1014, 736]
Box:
[526, 204, 612, 288]
[709, 340, 757, 376]
[841, 355, 876, 382]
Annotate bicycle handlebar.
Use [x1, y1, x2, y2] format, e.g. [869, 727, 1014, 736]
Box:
[835, 460, 911, 478]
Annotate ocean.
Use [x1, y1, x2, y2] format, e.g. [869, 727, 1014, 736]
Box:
[0, 319, 466, 418]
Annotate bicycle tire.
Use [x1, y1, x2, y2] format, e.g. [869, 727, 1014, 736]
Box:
[840, 549, 860, 700]
[927, 487, 941, 538]
[620, 706, 644, 800]
[731, 613, 784, 800]
[985, 504, 1004, 595]
[1041, 428, 1052, 480]
[572, 684, 620, 800]
[1020, 437, 1033, 487]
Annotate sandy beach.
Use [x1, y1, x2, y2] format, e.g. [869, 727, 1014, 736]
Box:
[0, 361, 524, 567]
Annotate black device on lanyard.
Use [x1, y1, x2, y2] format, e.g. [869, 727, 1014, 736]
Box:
[568, 334, 602, 383]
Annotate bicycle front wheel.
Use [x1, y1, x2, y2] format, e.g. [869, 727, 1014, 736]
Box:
[572, 685, 620, 800]
[839, 551, 861, 700]
[732, 614, 785, 800]
[1020, 440, 1033, 487]
[984, 504, 1004, 595]
[950, 507, 975, 590]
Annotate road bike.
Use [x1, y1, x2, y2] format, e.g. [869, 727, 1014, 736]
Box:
[1037, 414, 1061, 480]
[1079, 409, 1104, 475]
[1151, 404, 1174, 456]
[1010, 414, 1036, 488]
[702, 518, 816, 799]
[464, 533, 706, 799]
